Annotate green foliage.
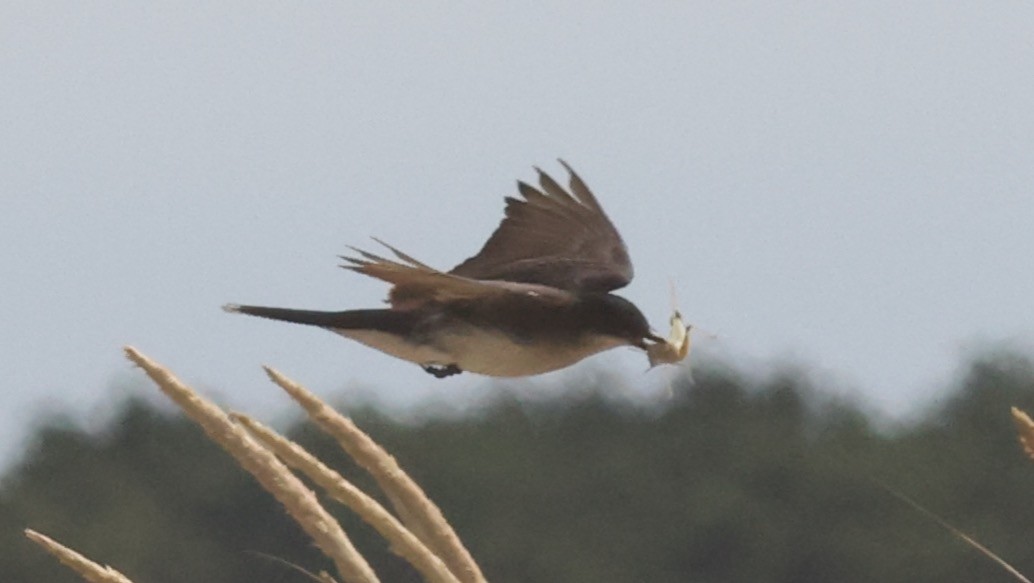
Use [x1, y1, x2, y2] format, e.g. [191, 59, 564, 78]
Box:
[4, 353, 1034, 582]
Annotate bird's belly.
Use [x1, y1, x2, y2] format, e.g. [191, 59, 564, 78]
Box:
[452, 332, 612, 378]
[336, 329, 454, 368]
[338, 327, 625, 377]
[444, 327, 627, 377]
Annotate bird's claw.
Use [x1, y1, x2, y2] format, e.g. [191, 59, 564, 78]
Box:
[422, 363, 463, 378]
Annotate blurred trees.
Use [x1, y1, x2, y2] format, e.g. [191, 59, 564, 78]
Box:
[3, 352, 1034, 583]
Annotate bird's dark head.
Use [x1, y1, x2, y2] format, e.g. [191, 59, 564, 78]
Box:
[578, 293, 656, 347]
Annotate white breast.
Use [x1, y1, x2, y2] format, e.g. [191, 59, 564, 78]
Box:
[336, 327, 627, 377]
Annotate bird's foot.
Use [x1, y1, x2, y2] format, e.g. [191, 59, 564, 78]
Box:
[422, 363, 463, 378]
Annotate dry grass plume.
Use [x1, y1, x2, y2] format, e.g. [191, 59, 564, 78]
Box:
[25, 346, 486, 583]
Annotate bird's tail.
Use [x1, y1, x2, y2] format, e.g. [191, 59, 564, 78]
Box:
[223, 304, 414, 333]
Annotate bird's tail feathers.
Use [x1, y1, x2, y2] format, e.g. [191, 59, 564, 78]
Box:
[223, 304, 412, 333]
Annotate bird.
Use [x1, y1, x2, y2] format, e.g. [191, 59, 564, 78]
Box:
[224, 161, 688, 378]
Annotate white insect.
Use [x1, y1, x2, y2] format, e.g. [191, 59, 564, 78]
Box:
[646, 309, 692, 367]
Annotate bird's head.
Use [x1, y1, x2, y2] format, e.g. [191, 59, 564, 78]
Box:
[579, 293, 653, 345]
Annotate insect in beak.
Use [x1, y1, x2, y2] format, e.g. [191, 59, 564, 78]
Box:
[646, 309, 692, 367]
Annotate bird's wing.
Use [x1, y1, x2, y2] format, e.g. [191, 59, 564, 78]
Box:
[449, 161, 633, 293]
[343, 241, 573, 309]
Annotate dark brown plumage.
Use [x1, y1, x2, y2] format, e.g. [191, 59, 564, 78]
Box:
[226, 162, 666, 378]
[450, 160, 633, 293]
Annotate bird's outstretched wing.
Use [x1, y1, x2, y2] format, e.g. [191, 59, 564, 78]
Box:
[343, 240, 573, 310]
[449, 161, 633, 292]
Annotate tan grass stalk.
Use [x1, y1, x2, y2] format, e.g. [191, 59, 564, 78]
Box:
[233, 412, 462, 583]
[263, 366, 486, 583]
[1011, 407, 1034, 461]
[24, 529, 135, 583]
[122, 347, 380, 583]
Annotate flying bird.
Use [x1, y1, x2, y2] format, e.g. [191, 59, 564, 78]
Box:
[225, 161, 689, 378]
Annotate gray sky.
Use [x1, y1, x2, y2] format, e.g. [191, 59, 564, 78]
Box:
[3, 3, 1034, 464]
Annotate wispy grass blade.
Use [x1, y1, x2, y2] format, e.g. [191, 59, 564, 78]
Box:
[881, 484, 1031, 583]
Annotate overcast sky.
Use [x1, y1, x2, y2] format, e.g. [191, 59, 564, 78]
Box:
[3, 3, 1033, 465]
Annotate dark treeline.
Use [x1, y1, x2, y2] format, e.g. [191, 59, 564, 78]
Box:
[3, 353, 1034, 582]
